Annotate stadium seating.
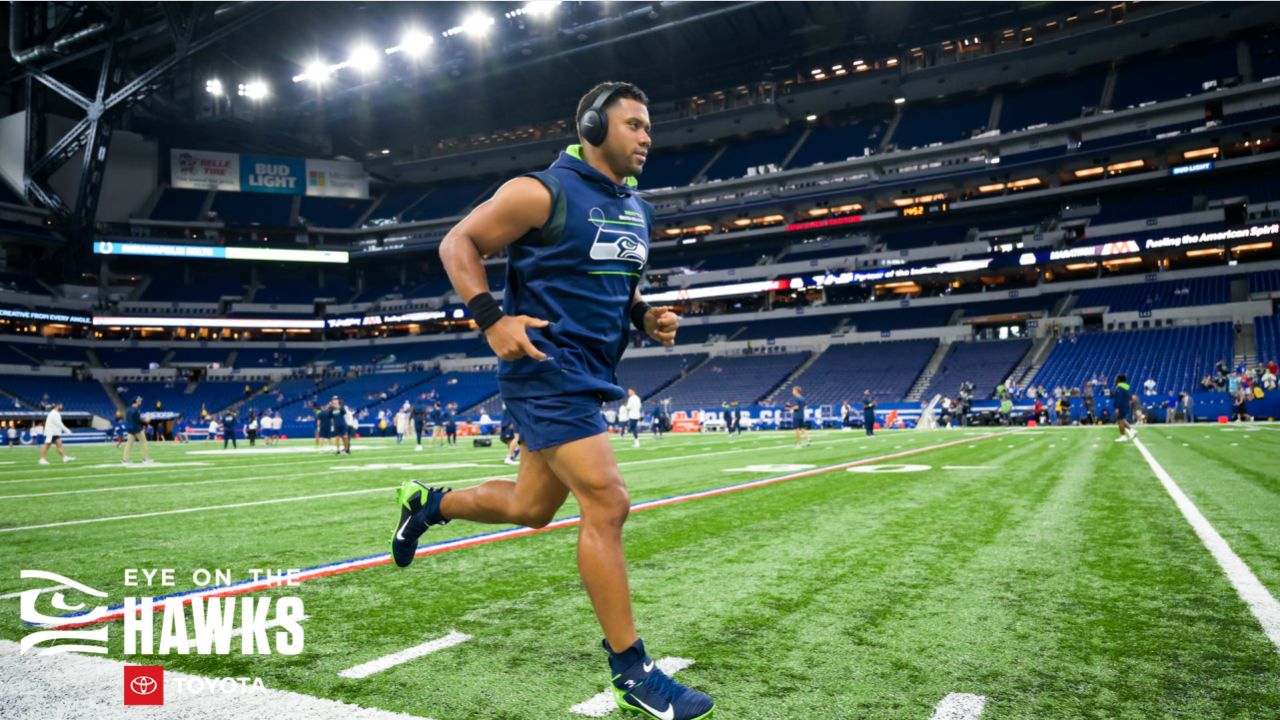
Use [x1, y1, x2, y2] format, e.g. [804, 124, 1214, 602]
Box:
[1032, 323, 1233, 394]
[660, 352, 810, 407]
[850, 305, 958, 333]
[998, 69, 1107, 131]
[0, 344, 39, 366]
[1249, 270, 1280, 294]
[1250, 32, 1280, 81]
[210, 192, 292, 226]
[962, 294, 1064, 317]
[141, 269, 248, 302]
[232, 347, 321, 368]
[366, 186, 429, 224]
[1111, 43, 1239, 109]
[774, 340, 938, 405]
[734, 315, 842, 341]
[0, 272, 49, 295]
[891, 95, 992, 149]
[701, 128, 805, 182]
[635, 146, 718, 189]
[20, 345, 90, 365]
[1073, 276, 1231, 313]
[167, 347, 234, 365]
[399, 179, 494, 222]
[114, 379, 243, 420]
[921, 340, 1033, 400]
[0, 375, 117, 417]
[150, 188, 208, 222]
[360, 370, 499, 422]
[96, 347, 168, 369]
[1256, 312, 1280, 365]
[787, 120, 883, 168]
[299, 197, 374, 228]
[616, 354, 707, 400]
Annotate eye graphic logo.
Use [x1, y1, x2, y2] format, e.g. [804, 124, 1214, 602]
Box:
[18, 570, 110, 655]
[123, 666, 165, 706]
[178, 152, 197, 175]
[587, 208, 647, 266]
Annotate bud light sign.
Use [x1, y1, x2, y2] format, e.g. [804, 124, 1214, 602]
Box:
[241, 155, 305, 194]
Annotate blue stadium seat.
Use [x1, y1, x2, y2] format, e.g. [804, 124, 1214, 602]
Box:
[776, 340, 938, 405]
[1074, 276, 1230, 313]
[702, 129, 805, 182]
[400, 179, 494, 222]
[299, 197, 374, 228]
[891, 95, 992, 149]
[922, 340, 1033, 400]
[999, 69, 1107, 131]
[616, 354, 707, 399]
[788, 120, 883, 168]
[1111, 43, 1238, 109]
[636, 146, 718, 189]
[660, 352, 810, 407]
[1033, 323, 1232, 394]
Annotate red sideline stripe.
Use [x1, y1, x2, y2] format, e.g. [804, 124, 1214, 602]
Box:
[52, 431, 1005, 630]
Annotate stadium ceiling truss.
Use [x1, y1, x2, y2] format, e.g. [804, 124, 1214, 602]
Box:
[7, 1, 276, 240]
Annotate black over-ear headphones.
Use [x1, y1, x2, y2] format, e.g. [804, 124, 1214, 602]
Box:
[578, 85, 621, 147]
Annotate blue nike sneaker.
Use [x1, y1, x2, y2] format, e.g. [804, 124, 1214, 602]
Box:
[607, 639, 714, 720]
[391, 480, 450, 568]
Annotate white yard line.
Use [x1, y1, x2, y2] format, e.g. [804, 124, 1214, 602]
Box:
[0, 639, 433, 720]
[337, 630, 472, 680]
[569, 657, 695, 717]
[0, 431, 1004, 533]
[1134, 437, 1280, 652]
[0, 477, 500, 534]
[929, 692, 987, 720]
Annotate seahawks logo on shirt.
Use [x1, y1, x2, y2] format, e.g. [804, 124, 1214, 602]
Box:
[587, 207, 648, 266]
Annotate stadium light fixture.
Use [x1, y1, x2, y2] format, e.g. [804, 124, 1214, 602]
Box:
[526, 1, 562, 17]
[293, 61, 333, 84]
[805, 114, 817, 122]
[387, 29, 432, 57]
[238, 80, 269, 100]
[205, 79, 223, 96]
[444, 13, 495, 38]
[347, 45, 381, 73]
[1073, 166, 1104, 178]
[894, 97, 906, 105]
[380, 149, 391, 155]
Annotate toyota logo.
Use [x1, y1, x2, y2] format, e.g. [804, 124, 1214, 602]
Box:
[130, 676, 158, 695]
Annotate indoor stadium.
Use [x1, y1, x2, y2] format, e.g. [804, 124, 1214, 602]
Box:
[2, 2, 1280, 719]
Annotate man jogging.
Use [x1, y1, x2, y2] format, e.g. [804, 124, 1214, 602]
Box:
[122, 396, 153, 466]
[390, 81, 712, 719]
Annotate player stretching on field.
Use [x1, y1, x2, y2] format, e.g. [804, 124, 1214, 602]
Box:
[789, 385, 811, 447]
[390, 82, 713, 720]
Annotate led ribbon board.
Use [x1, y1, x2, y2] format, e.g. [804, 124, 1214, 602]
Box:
[93, 242, 348, 264]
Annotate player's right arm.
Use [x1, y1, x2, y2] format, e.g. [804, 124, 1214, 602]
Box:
[439, 178, 553, 362]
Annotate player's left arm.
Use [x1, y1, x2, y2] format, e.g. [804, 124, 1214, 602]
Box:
[632, 286, 678, 347]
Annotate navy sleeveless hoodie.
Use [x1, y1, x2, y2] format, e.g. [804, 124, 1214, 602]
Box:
[496, 145, 654, 402]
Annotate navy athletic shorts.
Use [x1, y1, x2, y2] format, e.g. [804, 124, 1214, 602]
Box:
[503, 392, 606, 452]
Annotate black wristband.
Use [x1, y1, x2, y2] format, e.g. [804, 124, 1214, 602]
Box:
[467, 292, 505, 331]
[630, 301, 653, 333]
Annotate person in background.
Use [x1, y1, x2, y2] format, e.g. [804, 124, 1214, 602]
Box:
[38, 402, 74, 465]
[789, 385, 811, 448]
[861, 390, 876, 437]
[122, 396, 153, 466]
[625, 388, 642, 448]
[221, 408, 239, 450]
[443, 402, 459, 447]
